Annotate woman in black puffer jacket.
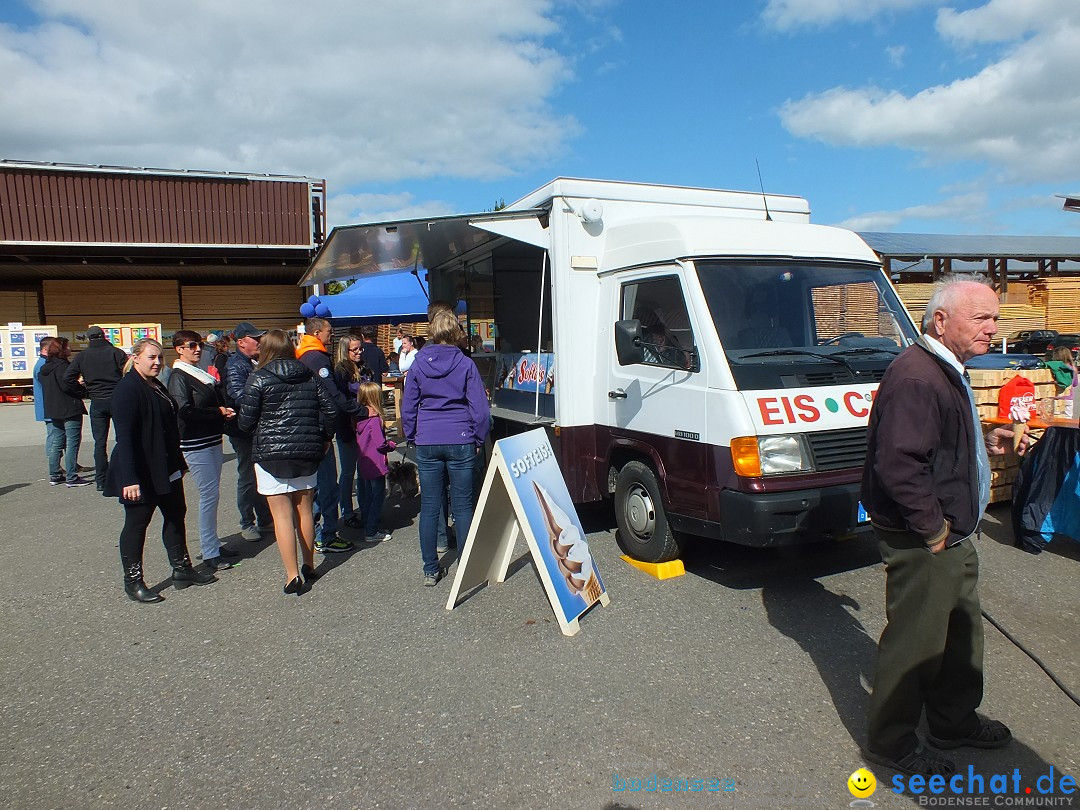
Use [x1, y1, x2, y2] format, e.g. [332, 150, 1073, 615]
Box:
[237, 329, 338, 595]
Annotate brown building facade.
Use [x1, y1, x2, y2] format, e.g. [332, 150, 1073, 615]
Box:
[0, 160, 326, 357]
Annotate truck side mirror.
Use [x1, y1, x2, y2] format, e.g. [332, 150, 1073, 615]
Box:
[614, 319, 645, 366]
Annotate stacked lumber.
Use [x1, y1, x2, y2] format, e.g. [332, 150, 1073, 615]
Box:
[969, 367, 1052, 504]
[0, 290, 42, 324]
[1026, 278, 1080, 332]
[996, 304, 1045, 338]
[894, 283, 936, 324]
[181, 284, 303, 335]
[43, 279, 182, 336]
[812, 283, 882, 339]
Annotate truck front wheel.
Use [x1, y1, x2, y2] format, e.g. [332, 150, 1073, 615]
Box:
[614, 461, 684, 563]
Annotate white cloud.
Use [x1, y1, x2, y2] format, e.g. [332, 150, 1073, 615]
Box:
[761, 0, 932, 31]
[328, 191, 457, 228]
[936, 0, 1080, 44]
[778, 3, 1080, 185]
[885, 44, 905, 67]
[0, 0, 582, 187]
[834, 192, 989, 231]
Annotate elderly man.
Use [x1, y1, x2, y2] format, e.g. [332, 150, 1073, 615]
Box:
[224, 322, 273, 541]
[861, 276, 1026, 778]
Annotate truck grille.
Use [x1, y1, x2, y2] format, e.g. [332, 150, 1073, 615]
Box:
[796, 368, 887, 385]
[807, 427, 868, 471]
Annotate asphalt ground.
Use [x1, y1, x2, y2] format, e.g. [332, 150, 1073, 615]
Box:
[0, 402, 1077, 810]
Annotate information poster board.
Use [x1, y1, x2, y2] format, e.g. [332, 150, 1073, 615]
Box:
[0, 324, 57, 381]
[63, 323, 162, 354]
[446, 428, 608, 636]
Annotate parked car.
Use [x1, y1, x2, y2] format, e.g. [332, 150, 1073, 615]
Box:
[1044, 332, 1080, 360]
[1001, 329, 1059, 355]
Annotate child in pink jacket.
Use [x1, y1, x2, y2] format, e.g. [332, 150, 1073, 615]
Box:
[355, 382, 392, 543]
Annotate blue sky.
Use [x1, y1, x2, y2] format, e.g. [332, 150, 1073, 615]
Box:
[2, 0, 1078, 236]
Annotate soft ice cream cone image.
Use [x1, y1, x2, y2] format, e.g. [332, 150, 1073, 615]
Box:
[534, 481, 598, 599]
[534, 481, 582, 559]
[579, 571, 603, 603]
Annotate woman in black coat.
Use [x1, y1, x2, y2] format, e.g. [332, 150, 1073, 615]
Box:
[104, 338, 216, 603]
[37, 337, 91, 487]
[237, 329, 337, 595]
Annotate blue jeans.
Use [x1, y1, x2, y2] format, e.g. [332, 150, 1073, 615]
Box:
[229, 434, 271, 529]
[357, 475, 387, 536]
[312, 445, 340, 542]
[337, 436, 358, 521]
[416, 444, 477, 576]
[46, 417, 83, 483]
[183, 443, 223, 561]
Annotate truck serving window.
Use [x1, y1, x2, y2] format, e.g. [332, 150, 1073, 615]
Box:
[695, 260, 916, 386]
[620, 275, 696, 370]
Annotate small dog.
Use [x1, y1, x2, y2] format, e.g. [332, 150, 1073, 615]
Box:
[387, 459, 419, 499]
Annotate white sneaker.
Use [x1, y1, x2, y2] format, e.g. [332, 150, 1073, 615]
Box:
[240, 526, 262, 541]
[367, 531, 392, 544]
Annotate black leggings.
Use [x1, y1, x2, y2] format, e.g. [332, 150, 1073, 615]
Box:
[118, 484, 188, 570]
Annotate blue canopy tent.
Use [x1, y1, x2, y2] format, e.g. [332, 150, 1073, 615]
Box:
[312, 268, 430, 326]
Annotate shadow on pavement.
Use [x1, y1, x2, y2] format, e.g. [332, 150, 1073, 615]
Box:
[683, 534, 881, 590]
[982, 503, 1080, 563]
[0, 482, 31, 497]
[762, 577, 876, 746]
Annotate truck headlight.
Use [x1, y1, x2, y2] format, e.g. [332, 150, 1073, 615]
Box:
[731, 435, 813, 477]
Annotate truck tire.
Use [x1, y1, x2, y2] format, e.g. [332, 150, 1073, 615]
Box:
[614, 461, 684, 563]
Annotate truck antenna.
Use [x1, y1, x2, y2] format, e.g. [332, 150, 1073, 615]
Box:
[755, 159, 772, 221]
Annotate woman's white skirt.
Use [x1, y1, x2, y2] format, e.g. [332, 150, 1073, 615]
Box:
[255, 463, 317, 496]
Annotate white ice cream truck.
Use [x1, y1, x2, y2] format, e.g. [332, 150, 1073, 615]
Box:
[302, 178, 918, 562]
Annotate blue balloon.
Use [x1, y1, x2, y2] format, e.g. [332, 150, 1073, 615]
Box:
[307, 294, 321, 306]
[314, 303, 331, 318]
[300, 303, 316, 318]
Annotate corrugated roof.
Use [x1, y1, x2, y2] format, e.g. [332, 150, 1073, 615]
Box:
[858, 231, 1080, 260]
[0, 158, 320, 183]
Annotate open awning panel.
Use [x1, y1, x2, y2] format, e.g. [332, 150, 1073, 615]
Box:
[300, 208, 547, 287]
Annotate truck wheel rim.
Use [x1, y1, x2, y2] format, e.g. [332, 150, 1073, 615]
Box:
[625, 484, 654, 538]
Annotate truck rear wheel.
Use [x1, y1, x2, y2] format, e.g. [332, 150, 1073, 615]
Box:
[614, 461, 684, 563]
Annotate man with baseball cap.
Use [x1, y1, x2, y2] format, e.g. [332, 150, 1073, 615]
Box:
[63, 325, 127, 490]
[224, 322, 272, 540]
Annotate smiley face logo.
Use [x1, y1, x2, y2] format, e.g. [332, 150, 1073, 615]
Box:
[848, 768, 876, 798]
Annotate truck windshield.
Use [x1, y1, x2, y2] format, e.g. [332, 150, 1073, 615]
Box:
[695, 259, 917, 365]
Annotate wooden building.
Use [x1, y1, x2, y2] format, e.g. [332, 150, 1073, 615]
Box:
[0, 160, 326, 346]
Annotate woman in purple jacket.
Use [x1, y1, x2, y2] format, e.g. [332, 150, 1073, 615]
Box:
[401, 309, 491, 586]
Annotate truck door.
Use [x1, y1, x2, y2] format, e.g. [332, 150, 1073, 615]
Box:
[606, 270, 709, 517]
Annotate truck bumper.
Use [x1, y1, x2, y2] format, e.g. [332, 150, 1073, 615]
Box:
[696, 482, 870, 547]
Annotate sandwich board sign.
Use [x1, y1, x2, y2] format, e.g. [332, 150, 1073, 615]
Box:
[446, 428, 609, 636]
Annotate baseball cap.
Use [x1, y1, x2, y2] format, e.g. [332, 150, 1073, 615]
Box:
[206, 332, 220, 343]
[86, 326, 104, 339]
[234, 322, 265, 340]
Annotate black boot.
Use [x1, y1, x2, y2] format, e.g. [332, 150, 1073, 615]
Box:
[124, 562, 164, 604]
[169, 550, 217, 589]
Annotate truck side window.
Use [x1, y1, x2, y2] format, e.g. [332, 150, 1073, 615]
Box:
[621, 276, 695, 370]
